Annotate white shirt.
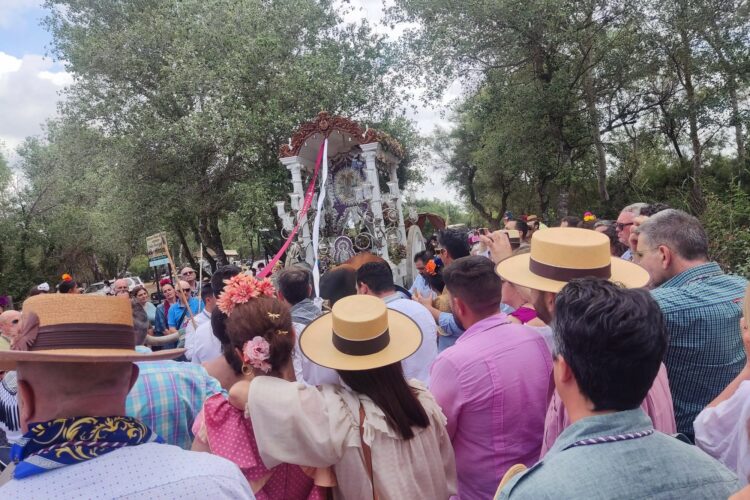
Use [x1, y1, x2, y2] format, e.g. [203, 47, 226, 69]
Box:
[189, 314, 223, 365]
[694, 380, 750, 486]
[383, 293, 438, 387]
[184, 309, 212, 361]
[0, 442, 255, 499]
[292, 322, 341, 386]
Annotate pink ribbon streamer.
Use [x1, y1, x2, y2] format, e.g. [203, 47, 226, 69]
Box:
[258, 141, 326, 279]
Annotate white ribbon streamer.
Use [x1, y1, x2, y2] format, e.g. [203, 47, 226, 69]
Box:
[311, 138, 329, 300]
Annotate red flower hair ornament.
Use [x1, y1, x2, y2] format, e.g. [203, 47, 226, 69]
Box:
[216, 274, 276, 317]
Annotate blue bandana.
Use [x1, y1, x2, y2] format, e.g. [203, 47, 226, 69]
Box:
[11, 416, 162, 479]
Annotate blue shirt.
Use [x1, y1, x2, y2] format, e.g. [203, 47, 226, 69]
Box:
[651, 262, 747, 439]
[438, 312, 464, 351]
[126, 346, 223, 450]
[498, 409, 739, 499]
[409, 274, 435, 299]
[167, 298, 204, 329]
[154, 302, 168, 335]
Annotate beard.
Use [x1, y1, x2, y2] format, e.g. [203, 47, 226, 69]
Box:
[532, 292, 554, 324]
[453, 312, 466, 331]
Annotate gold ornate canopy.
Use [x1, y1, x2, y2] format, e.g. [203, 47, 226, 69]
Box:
[279, 111, 404, 166]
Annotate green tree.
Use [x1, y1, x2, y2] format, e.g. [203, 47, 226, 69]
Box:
[45, 0, 407, 267]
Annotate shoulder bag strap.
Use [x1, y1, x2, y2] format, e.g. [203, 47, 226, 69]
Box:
[359, 402, 378, 500]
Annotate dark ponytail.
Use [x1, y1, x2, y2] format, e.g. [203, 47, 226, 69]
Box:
[337, 362, 430, 440]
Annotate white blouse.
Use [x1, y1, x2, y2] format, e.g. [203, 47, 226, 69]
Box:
[694, 380, 750, 486]
[247, 376, 457, 499]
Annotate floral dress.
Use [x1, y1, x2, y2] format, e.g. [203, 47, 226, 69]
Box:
[192, 393, 332, 499]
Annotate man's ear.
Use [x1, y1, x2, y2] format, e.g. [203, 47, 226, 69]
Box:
[128, 364, 140, 392]
[18, 379, 35, 432]
[544, 291, 556, 317]
[452, 295, 466, 317]
[659, 245, 672, 270]
[554, 355, 574, 384]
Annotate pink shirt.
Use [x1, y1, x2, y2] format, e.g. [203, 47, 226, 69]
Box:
[539, 362, 677, 457]
[430, 313, 553, 500]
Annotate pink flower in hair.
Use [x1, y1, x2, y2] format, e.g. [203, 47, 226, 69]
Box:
[255, 278, 276, 298]
[243, 336, 271, 373]
[217, 274, 274, 315]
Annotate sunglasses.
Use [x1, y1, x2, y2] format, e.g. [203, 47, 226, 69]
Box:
[615, 222, 634, 231]
[181, 289, 192, 293]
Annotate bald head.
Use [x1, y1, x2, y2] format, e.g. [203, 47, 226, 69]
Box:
[113, 279, 130, 296]
[16, 361, 139, 431]
[180, 267, 196, 284]
[0, 310, 21, 340]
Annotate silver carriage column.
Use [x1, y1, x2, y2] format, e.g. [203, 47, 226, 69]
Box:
[279, 155, 316, 266]
[275, 112, 409, 284]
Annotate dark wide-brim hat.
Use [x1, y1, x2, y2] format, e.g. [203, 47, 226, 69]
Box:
[496, 227, 649, 293]
[0, 294, 184, 370]
[299, 295, 422, 371]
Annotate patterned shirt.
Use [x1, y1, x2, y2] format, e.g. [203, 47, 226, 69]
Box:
[0, 442, 255, 499]
[498, 409, 739, 499]
[126, 347, 223, 449]
[651, 262, 747, 439]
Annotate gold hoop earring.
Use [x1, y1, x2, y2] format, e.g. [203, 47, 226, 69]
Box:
[241, 364, 252, 375]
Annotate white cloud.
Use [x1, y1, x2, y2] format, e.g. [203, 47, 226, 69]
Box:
[0, 51, 69, 151]
[0, 52, 23, 74]
[38, 69, 73, 86]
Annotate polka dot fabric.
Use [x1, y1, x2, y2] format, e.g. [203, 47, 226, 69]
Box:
[201, 393, 326, 500]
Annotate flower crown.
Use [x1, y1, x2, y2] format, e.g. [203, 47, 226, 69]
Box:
[583, 211, 597, 222]
[216, 274, 276, 316]
[424, 259, 438, 276]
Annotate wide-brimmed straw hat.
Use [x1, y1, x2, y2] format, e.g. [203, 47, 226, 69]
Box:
[299, 295, 422, 371]
[0, 294, 184, 370]
[496, 227, 649, 293]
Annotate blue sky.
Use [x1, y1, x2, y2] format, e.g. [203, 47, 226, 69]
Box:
[0, 1, 72, 153]
[0, 3, 52, 58]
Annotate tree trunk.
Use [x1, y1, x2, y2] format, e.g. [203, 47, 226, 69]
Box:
[499, 190, 511, 229]
[198, 214, 229, 267]
[557, 190, 570, 218]
[174, 224, 199, 271]
[728, 80, 745, 171]
[584, 70, 609, 202]
[88, 253, 104, 281]
[191, 224, 216, 271]
[465, 165, 501, 228]
[680, 28, 704, 212]
[537, 176, 551, 215]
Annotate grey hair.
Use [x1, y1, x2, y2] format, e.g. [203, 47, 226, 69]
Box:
[637, 209, 708, 260]
[131, 302, 150, 346]
[621, 203, 649, 216]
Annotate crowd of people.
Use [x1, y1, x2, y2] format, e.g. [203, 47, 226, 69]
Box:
[0, 203, 748, 499]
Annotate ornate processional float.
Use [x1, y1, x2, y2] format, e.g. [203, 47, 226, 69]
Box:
[272, 112, 416, 286]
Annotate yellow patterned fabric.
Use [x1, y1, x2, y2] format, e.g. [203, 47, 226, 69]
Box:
[11, 415, 162, 478]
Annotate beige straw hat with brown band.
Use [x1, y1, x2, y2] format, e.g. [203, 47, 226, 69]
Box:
[299, 294, 422, 371]
[495, 227, 649, 293]
[0, 294, 184, 370]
